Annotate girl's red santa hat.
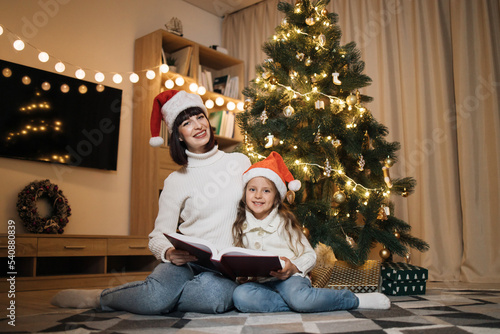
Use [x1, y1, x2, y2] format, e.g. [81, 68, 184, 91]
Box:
[149, 89, 207, 147]
[243, 151, 301, 200]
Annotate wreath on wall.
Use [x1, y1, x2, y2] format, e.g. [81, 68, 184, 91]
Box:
[17, 179, 71, 234]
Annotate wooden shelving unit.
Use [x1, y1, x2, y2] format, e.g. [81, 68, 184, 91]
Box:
[130, 30, 245, 236]
[0, 234, 159, 291]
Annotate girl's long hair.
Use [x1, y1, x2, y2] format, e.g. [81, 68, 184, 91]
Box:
[169, 107, 216, 166]
[232, 182, 305, 256]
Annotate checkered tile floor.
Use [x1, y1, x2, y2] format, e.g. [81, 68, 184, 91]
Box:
[1, 289, 499, 333]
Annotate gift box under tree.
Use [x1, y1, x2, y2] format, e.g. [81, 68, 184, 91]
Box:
[380, 262, 428, 296]
[325, 260, 381, 293]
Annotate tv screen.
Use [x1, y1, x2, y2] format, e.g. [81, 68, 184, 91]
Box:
[0, 59, 122, 171]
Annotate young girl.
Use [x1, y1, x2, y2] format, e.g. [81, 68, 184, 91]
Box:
[232, 152, 390, 313]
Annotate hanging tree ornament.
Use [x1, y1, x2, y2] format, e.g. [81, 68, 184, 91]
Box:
[262, 71, 271, 80]
[402, 188, 409, 197]
[265, 133, 274, 148]
[244, 98, 252, 110]
[346, 93, 357, 106]
[318, 34, 326, 47]
[379, 246, 391, 261]
[393, 230, 401, 239]
[332, 72, 341, 85]
[382, 166, 393, 188]
[314, 126, 322, 143]
[356, 89, 361, 104]
[283, 104, 294, 117]
[314, 100, 325, 109]
[321, 8, 328, 16]
[333, 190, 346, 204]
[384, 156, 395, 168]
[357, 154, 365, 171]
[289, 69, 298, 79]
[377, 207, 388, 220]
[324, 158, 332, 177]
[269, 76, 278, 85]
[332, 138, 341, 148]
[296, 52, 305, 61]
[305, 17, 315, 25]
[259, 109, 268, 124]
[305, 57, 312, 66]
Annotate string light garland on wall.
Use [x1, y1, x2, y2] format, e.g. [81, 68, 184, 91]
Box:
[0, 24, 243, 111]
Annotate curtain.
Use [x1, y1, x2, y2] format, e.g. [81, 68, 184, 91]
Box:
[222, 0, 500, 282]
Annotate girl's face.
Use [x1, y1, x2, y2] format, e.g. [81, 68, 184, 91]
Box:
[245, 177, 277, 220]
[178, 113, 211, 153]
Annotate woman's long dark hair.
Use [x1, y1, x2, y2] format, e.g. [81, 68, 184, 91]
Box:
[232, 182, 305, 256]
[169, 107, 216, 166]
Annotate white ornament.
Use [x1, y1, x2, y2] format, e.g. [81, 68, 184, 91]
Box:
[332, 72, 341, 85]
[265, 134, 274, 148]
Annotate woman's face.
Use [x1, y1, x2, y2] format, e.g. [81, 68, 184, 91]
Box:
[178, 113, 211, 153]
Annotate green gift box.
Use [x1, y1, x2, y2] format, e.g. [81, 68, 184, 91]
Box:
[326, 260, 381, 293]
[380, 262, 428, 296]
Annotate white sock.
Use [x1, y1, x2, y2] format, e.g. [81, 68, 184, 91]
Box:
[51, 289, 102, 309]
[355, 292, 391, 309]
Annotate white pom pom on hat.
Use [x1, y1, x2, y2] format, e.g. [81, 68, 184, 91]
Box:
[242, 151, 301, 200]
[149, 89, 207, 147]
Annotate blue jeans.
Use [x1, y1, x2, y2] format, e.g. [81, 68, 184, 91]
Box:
[100, 262, 237, 314]
[233, 276, 359, 313]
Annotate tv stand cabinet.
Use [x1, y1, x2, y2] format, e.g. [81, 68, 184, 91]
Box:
[0, 234, 159, 292]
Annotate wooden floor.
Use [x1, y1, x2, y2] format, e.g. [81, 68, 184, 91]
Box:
[11, 281, 500, 317]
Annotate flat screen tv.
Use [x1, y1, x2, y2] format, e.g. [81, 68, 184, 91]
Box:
[0, 59, 122, 171]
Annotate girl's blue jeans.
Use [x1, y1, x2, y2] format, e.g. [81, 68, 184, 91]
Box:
[233, 276, 359, 313]
[100, 262, 237, 314]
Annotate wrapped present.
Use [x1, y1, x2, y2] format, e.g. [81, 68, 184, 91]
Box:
[380, 262, 428, 296]
[326, 260, 381, 293]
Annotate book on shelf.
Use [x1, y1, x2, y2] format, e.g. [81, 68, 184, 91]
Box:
[165, 232, 283, 280]
[213, 74, 229, 94]
[209, 110, 235, 138]
[208, 110, 224, 135]
[169, 46, 193, 76]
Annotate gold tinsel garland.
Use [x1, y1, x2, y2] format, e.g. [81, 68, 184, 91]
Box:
[16, 179, 71, 234]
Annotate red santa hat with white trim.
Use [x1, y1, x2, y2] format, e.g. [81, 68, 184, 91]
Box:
[242, 151, 301, 200]
[149, 89, 207, 147]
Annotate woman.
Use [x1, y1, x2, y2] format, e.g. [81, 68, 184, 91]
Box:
[52, 90, 251, 314]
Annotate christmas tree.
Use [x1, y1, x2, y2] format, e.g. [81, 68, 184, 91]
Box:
[236, 0, 429, 265]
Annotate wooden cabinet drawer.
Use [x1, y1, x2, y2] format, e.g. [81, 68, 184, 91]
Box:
[38, 237, 106, 257]
[107, 238, 150, 256]
[0, 236, 37, 257]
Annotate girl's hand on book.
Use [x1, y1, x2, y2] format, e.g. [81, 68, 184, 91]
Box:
[166, 247, 197, 265]
[236, 276, 257, 284]
[270, 257, 299, 280]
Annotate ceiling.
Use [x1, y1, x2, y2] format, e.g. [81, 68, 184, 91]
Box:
[182, 0, 264, 17]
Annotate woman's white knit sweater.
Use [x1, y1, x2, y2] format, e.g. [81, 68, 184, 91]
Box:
[148, 146, 251, 261]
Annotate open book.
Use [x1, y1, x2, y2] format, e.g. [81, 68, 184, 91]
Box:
[165, 233, 283, 280]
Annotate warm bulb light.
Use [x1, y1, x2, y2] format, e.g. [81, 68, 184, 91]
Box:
[0, 25, 3, 35]
[75, 69, 85, 79]
[160, 64, 169, 73]
[189, 83, 198, 92]
[55, 62, 65, 72]
[215, 97, 224, 106]
[205, 99, 215, 109]
[95, 72, 105, 82]
[197, 86, 206, 95]
[227, 101, 236, 110]
[146, 70, 156, 80]
[38, 52, 49, 62]
[129, 73, 139, 83]
[175, 76, 185, 86]
[113, 74, 123, 84]
[237, 102, 244, 111]
[165, 79, 174, 89]
[13, 39, 25, 51]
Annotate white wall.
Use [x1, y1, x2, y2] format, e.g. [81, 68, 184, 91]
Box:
[0, 0, 222, 235]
